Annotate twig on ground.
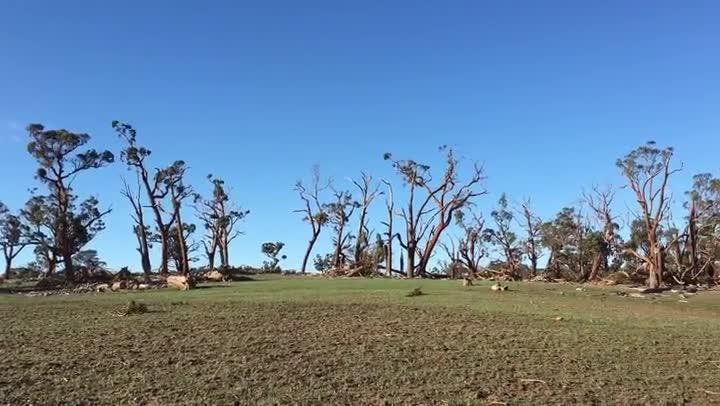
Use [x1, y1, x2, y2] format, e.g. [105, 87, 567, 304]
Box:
[519, 378, 547, 385]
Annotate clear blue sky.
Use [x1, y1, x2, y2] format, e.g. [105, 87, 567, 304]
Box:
[1, 1, 719, 271]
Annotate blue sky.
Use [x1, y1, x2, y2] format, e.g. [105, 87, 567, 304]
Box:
[1, 1, 719, 271]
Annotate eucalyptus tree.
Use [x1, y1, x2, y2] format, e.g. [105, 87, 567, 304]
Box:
[25, 124, 114, 282]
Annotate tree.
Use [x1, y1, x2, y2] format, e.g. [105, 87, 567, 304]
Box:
[452, 209, 489, 277]
[195, 175, 249, 270]
[261, 242, 286, 272]
[583, 185, 619, 281]
[114, 121, 175, 275]
[487, 194, 522, 277]
[121, 176, 152, 280]
[541, 207, 580, 279]
[0, 202, 31, 279]
[324, 188, 358, 269]
[616, 141, 681, 288]
[380, 180, 396, 276]
[295, 167, 330, 274]
[517, 199, 542, 277]
[159, 161, 194, 276]
[26, 124, 114, 282]
[385, 147, 485, 277]
[352, 173, 381, 267]
[677, 173, 720, 283]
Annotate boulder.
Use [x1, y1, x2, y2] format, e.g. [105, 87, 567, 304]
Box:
[167, 275, 194, 291]
[96, 283, 110, 293]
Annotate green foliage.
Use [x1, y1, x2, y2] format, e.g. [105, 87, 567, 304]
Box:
[261, 242, 286, 272]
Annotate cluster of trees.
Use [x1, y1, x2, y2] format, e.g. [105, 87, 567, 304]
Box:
[0, 122, 249, 283]
[1, 122, 718, 289]
[295, 143, 720, 288]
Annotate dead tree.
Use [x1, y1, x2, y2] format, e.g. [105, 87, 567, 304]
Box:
[380, 180, 396, 276]
[121, 176, 152, 280]
[454, 209, 488, 277]
[517, 199, 542, 277]
[156, 161, 194, 276]
[616, 142, 681, 288]
[584, 185, 618, 281]
[295, 167, 330, 274]
[385, 148, 485, 278]
[352, 173, 381, 266]
[325, 188, 357, 269]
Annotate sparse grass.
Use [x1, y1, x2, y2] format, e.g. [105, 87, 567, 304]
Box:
[1, 276, 720, 404]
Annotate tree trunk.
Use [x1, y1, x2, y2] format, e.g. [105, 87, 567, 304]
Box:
[588, 252, 602, 281]
[300, 231, 320, 274]
[4, 258, 11, 280]
[405, 243, 415, 278]
[63, 253, 74, 284]
[529, 252, 538, 277]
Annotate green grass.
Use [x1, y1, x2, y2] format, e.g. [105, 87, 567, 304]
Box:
[1, 276, 720, 404]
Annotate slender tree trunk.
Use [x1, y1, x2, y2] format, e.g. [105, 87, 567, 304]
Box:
[301, 230, 320, 274]
[405, 243, 415, 278]
[332, 220, 346, 269]
[63, 253, 74, 284]
[4, 257, 11, 280]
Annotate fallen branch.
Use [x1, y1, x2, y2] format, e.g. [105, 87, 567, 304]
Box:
[519, 378, 547, 385]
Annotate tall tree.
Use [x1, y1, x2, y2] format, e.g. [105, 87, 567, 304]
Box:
[295, 167, 330, 274]
[380, 180, 396, 276]
[487, 194, 522, 277]
[352, 173, 381, 266]
[195, 175, 249, 270]
[26, 124, 114, 282]
[324, 188, 358, 269]
[385, 148, 484, 277]
[584, 185, 618, 281]
[517, 199, 542, 277]
[616, 141, 680, 288]
[114, 121, 174, 275]
[121, 176, 152, 280]
[159, 161, 194, 276]
[541, 207, 580, 279]
[0, 203, 31, 279]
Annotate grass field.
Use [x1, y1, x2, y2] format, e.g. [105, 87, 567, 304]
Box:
[1, 276, 720, 405]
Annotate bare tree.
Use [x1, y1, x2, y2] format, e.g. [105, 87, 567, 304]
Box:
[380, 180, 396, 276]
[352, 173, 381, 266]
[517, 199, 542, 277]
[583, 185, 618, 281]
[156, 161, 194, 276]
[616, 141, 681, 288]
[121, 176, 152, 280]
[453, 209, 488, 277]
[295, 167, 330, 274]
[324, 188, 358, 269]
[385, 148, 485, 278]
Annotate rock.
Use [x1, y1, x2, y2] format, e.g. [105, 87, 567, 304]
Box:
[205, 270, 225, 282]
[167, 275, 194, 291]
[137, 283, 149, 290]
[576, 287, 587, 292]
[462, 278, 473, 287]
[555, 316, 564, 322]
[96, 283, 110, 293]
[628, 293, 646, 299]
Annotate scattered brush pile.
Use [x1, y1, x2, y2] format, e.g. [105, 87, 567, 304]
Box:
[406, 287, 424, 297]
[111, 300, 149, 317]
